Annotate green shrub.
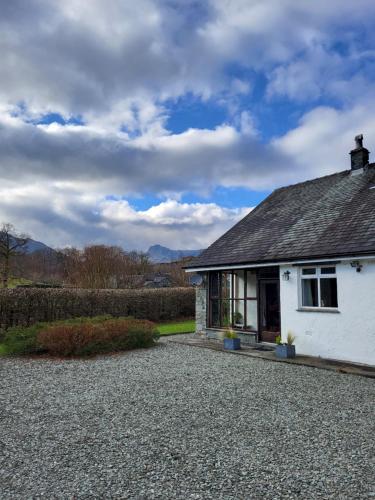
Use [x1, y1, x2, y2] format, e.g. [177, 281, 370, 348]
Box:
[2, 315, 158, 356]
[233, 312, 243, 324]
[224, 329, 238, 339]
[2, 323, 44, 355]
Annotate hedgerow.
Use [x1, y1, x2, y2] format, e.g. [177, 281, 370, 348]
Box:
[0, 287, 195, 332]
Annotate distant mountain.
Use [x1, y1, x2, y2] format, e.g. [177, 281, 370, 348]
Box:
[147, 244, 202, 263]
[8, 236, 201, 261]
[24, 238, 54, 254]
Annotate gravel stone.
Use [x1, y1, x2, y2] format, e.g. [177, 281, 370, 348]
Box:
[0, 336, 374, 499]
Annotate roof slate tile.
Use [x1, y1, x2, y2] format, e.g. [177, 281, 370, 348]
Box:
[187, 166, 375, 268]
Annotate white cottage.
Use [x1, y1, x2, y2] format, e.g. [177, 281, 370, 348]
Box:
[185, 135, 375, 366]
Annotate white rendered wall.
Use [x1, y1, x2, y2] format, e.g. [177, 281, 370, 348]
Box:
[279, 261, 375, 366]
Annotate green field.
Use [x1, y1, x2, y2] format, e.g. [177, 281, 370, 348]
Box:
[156, 320, 195, 336]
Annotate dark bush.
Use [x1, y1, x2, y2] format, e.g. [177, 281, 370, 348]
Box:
[37, 318, 158, 356]
[2, 316, 159, 356]
[0, 287, 195, 333]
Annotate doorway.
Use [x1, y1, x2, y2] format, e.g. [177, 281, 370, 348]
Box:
[258, 279, 280, 343]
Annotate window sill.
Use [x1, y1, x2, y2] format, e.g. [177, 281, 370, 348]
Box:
[296, 307, 340, 314]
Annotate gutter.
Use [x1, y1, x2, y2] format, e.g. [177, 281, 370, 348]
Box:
[184, 253, 375, 273]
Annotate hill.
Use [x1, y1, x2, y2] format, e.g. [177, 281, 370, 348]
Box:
[24, 238, 54, 254]
[147, 244, 202, 263]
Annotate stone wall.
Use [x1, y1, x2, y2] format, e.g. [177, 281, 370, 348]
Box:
[195, 276, 207, 334]
[206, 328, 257, 345]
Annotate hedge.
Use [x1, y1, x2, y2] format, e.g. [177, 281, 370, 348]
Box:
[0, 287, 195, 332]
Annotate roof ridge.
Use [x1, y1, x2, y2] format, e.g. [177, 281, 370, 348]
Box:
[277, 169, 349, 192]
[278, 163, 375, 192]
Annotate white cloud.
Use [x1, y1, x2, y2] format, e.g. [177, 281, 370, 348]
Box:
[1, 0, 374, 124]
[266, 46, 339, 101]
[273, 105, 375, 177]
[1, 0, 375, 250]
[0, 112, 296, 196]
[0, 182, 251, 250]
[2, 94, 375, 250]
[101, 198, 250, 226]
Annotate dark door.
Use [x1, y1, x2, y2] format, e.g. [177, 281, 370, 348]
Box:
[259, 279, 280, 343]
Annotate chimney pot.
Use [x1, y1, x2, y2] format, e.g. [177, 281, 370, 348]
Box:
[350, 134, 369, 171]
[355, 134, 363, 148]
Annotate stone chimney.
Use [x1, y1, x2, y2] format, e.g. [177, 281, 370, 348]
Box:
[350, 134, 369, 171]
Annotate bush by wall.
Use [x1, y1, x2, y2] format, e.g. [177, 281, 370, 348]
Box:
[0, 287, 195, 332]
[2, 316, 159, 356]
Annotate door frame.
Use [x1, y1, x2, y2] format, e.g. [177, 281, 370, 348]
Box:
[257, 277, 281, 343]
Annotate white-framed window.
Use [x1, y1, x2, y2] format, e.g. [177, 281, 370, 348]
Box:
[300, 266, 338, 308]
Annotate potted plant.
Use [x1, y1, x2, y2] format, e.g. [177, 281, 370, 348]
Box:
[233, 311, 244, 328]
[275, 331, 296, 359]
[223, 330, 241, 350]
[222, 314, 230, 328]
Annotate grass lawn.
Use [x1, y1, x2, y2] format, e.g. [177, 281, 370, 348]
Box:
[157, 319, 195, 336]
[0, 319, 195, 356]
[0, 278, 33, 289]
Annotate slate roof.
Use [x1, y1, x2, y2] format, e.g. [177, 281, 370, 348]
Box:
[186, 165, 375, 269]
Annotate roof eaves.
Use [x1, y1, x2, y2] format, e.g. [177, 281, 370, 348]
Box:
[183, 249, 375, 270]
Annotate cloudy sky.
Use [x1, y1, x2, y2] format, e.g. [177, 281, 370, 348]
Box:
[1, 0, 375, 251]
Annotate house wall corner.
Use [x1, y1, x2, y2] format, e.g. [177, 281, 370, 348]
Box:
[279, 261, 375, 366]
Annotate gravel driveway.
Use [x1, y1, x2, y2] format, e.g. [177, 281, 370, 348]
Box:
[1, 337, 374, 499]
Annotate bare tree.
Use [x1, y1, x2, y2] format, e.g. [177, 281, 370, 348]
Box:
[121, 251, 152, 288]
[62, 245, 125, 288]
[0, 223, 29, 288]
[15, 248, 65, 284]
[62, 245, 153, 289]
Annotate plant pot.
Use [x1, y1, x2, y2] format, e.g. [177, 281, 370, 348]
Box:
[223, 338, 241, 350]
[234, 323, 244, 329]
[275, 344, 296, 359]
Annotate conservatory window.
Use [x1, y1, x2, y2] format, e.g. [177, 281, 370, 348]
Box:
[208, 270, 257, 331]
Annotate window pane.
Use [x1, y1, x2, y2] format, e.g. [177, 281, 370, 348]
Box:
[320, 278, 338, 307]
[221, 300, 231, 327]
[210, 300, 220, 327]
[221, 272, 231, 299]
[233, 300, 245, 327]
[321, 267, 336, 275]
[210, 272, 220, 298]
[246, 271, 257, 297]
[246, 300, 257, 330]
[233, 271, 245, 299]
[302, 268, 316, 275]
[302, 279, 318, 307]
